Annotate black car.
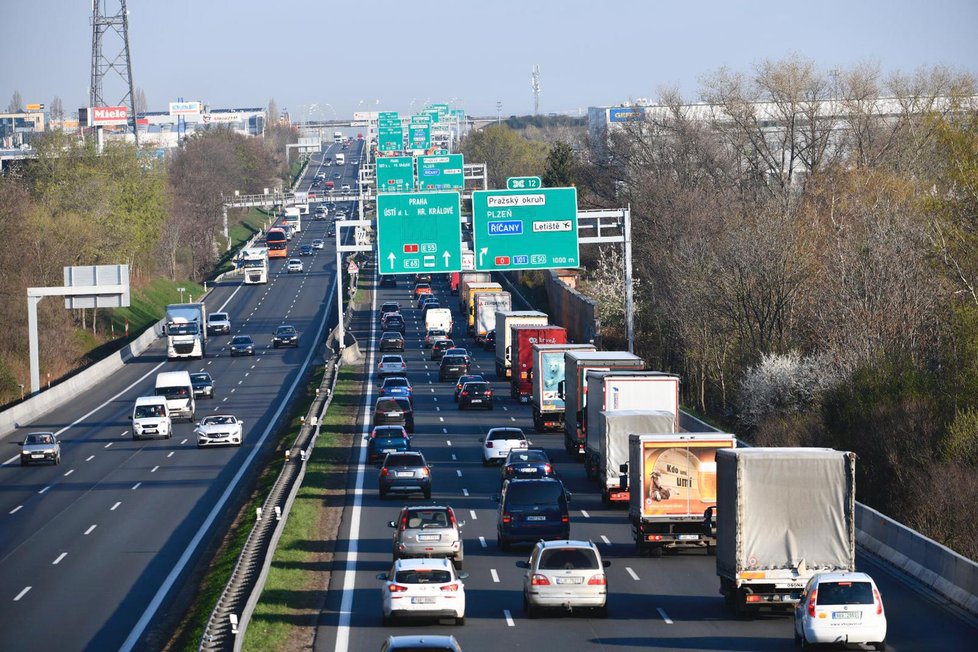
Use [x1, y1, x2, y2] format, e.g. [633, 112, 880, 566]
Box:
[272, 325, 299, 348]
[483, 329, 496, 351]
[454, 374, 484, 400]
[379, 451, 431, 499]
[500, 449, 556, 487]
[438, 355, 469, 382]
[495, 478, 570, 551]
[327, 223, 336, 237]
[383, 314, 405, 334]
[380, 302, 400, 318]
[380, 275, 397, 287]
[431, 338, 455, 361]
[380, 331, 405, 352]
[190, 372, 214, 398]
[373, 396, 414, 433]
[458, 381, 493, 410]
[299, 244, 313, 256]
[414, 273, 433, 284]
[368, 425, 411, 463]
[229, 335, 255, 356]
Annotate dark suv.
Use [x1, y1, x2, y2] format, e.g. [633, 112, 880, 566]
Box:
[379, 451, 431, 499]
[373, 397, 415, 433]
[438, 355, 469, 382]
[495, 478, 571, 551]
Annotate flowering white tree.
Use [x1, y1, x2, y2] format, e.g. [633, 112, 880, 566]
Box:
[579, 245, 639, 333]
[738, 351, 839, 429]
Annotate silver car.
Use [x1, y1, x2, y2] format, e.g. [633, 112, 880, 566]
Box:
[287, 258, 304, 273]
[195, 415, 244, 447]
[389, 505, 466, 568]
[520, 539, 609, 618]
[20, 432, 61, 466]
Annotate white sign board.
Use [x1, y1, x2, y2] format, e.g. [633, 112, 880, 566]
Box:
[64, 264, 130, 309]
[169, 101, 202, 116]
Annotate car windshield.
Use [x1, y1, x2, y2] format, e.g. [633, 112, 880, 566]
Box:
[394, 569, 452, 584]
[406, 509, 451, 529]
[203, 416, 234, 425]
[190, 373, 210, 383]
[134, 405, 163, 418]
[505, 482, 565, 506]
[815, 581, 875, 605]
[168, 323, 199, 335]
[539, 547, 599, 570]
[488, 429, 524, 441]
[157, 385, 190, 400]
[209, 314, 227, 322]
[508, 451, 548, 464]
[232, 337, 252, 345]
[385, 454, 423, 467]
[25, 434, 53, 445]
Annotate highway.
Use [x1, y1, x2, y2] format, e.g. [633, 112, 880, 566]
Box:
[0, 139, 363, 651]
[314, 271, 978, 652]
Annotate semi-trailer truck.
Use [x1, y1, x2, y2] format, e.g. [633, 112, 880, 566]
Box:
[510, 325, 567, 402]
[530, 343, 595, 432]
[164, 303, 207, 360]
[462, 283, 502, 330]
[589, 410, 675, 505]
[494, 310, 548, 378]
[472, 291, 512, 342]
[562, 350, 644, 455]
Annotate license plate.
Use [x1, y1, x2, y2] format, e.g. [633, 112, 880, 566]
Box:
[555, 577, 583, 585]
[469, 399, 482, 403]
[32, 454, 44, 458]
[678, 534, 700, 541]
[411, 597, 437, 604]
[526, 515, 546, 521]
[382, 448, 397, 453]
[417, 534, 441, 541]
[519, 468, 537, 473]
[396, 471, 415, 477]
[832, 611, 862, 620]
[386, 412, 402, 417]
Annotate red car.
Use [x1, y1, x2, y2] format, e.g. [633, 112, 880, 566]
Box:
[413, 283, 432, 300]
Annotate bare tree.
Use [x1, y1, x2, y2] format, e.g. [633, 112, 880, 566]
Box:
[267, 98, 279, 125]
[49, 96, 64, 124]
[134, 87, 148, 115]
[7, 90, 24, 113]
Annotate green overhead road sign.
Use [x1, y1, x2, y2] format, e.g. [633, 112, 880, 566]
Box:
[376, 156, 415, 193]
[417, 154, 464, 190]
[379, 111, 399, 121]
[377, 192, 462, 274]
[409, 123, 431, 150]
[507, 176, 542, 190]
[472, 187, 579, 271]
[378, 127, 403, 153]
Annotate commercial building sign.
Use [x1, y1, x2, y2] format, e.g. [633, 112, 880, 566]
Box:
[609, 107, 645, 122]
[169, 101, 202, 116]
[80, 105, 129, 126]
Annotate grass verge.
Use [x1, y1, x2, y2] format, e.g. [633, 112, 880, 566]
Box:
[108, 277, 206, 339]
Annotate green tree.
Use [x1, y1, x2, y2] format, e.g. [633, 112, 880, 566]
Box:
[460, 124, 547, 189]
[542, 140, 575, 187]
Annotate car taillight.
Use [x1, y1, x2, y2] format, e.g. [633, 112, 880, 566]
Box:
[544, 464, 552, 473]
[530, 574, 550, 586]
[448, 509, 457, 527]
[388, 584, 408, 592]
[380, 467, 389, 476]
[807, 589, 817, 617]
[520, 441, 528, 448]
[370, 431, 377, 438]
[486, 390, 493, 397]
[588, 573, 607, 586]
[561, 515, 569, 523]
[873, 588, 883, 616]
[401, 513, 408, 529]
[486, 441, 493, 448]
[401, 363, 406, 369]
[440, 583, 460, 592]
[502, 513, 511, 523]
[421, 467, 430, 476]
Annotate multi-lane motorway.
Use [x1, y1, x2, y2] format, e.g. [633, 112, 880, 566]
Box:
[314, 273, 978, 651]
[0, 139, 362, 651]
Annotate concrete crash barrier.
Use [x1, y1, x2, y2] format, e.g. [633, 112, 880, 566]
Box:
[856, 503, 978, 616]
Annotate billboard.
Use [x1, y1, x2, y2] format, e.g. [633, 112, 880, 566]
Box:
[169, 101, 202, 116]
[609, 107, 645, 122]
[639, 439, 734, 517]
[80, 106, 129, 126]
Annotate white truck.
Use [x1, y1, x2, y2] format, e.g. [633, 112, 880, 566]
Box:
[164, 303, 207, 359]
[562, 351, 645, 455]
[530, 343, 595, 432]
[283, 206, 301, 233]
[473, 291, 511, 343]
[425, 308, 453, 333]
[131, 396, 171, 440]
[335, 153, 345, 165]
[591, 410, 675, 504]
[628, 433, 736, 556]
[494, 310, 548, 378]
[716, 447, 857, 616]
[239, 247, 268, 284]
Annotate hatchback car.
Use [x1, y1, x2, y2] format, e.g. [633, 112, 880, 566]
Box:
[378, 451, 431, 499]
[373, 396, 415, 433]
[438, 355, 469, 383]
[380, 376, 414, 404]
[376, 558, 467, 625]
[287, 258, 304, 273]
[312, 238, 325, 249]
[444, 348, 470, 364]
[389, 505, 465, 567]
[190, 372, 215, 398]
[195, 414, 244, 448]
[458, 381, 493, 410]
[380, 331, 405, 352]
[383, 314, 406, 334]
[431, 338, 455, 361]
[413, 283, 432, 300]
[425, 328, 449, 348]
[501, 448, 555, 486]
[299, 244, 313, 256]
[454, 374, 484, 400]
[378, 354, 407, 377]
[272, 325, 299, 348]
[794, 572, 887, 650]
[20, 432, 61, 466]
[480, 427, 530, 465]
[520, 539, 609, 618]
[495, 478, 571, 551]
[368, 425, 411, 463]
[230, 335, 255, 356]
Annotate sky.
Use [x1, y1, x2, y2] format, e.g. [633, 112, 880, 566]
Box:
[2, 0, 977, 119]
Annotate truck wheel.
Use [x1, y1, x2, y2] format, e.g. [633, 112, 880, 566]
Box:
[533, 413, 544, 433]
[706, 543, 716, 556]
[649, 545, 663, 558]
[872, 642, 886, 651]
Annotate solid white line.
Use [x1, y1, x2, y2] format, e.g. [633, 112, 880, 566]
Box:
[470, 509, 478, 520]
[84, 524, 97, 535]
[626, 567, 640, 581]
[504, 609, 515, 627]
[479, 536, 487, 548]
[490, 568, 499, 583]
[580, 509, 590, 518]
[657, 607, 673, 624]
[52, 552, 67, 565]
[13, 586, 31, 601]
[111, 501, 121, 511]
[85, 455, 95, 462]
[38, 485, 50, 495]
[131, 482, 141, 490]
[63, 469, 74, 477]
[600, 535, 611, 545]
[9, 505, 22, 515]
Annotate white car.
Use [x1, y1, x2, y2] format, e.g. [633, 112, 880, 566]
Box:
[794, 571, 887, 650]
[341, 184, 351, 190]
[521, 540, 609, 618]
[287, 258, 303, 273]
[376, 557, 468, 625]
[195, 415, 244, 447]
[312, 238, 325, 249]
[480, 427, 530, 466]
[378, 354, 407, 377]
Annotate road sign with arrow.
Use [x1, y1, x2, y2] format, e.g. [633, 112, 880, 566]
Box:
[376, 192, 462, 275]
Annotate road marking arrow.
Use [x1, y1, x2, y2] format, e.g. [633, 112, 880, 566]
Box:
[387, 252, 396, 269]
[479, 247, 488, 267]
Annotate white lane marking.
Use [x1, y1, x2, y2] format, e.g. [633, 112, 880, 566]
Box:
[504, 609, 515, 627]
[490, 568, 499, 583]
[167, 452, 174, 458]
[104, 442, 113, 449]
[600, 535, 611, 545]
[442, 428, 448, 434]
[433, 397, 438, 402]
[439, 417, 444, 422]
[657, 607, 674, 624]
[626, 567, 640, 581]
[111, 501, 121, 511]
[446, 440, 452, 447]
[13, 586, 31, 601]
[131, 482, 141, 490]
[502, 406, 508, 411]
[238, 380, 243, 385]
[462, 488, 469, 497]
[63, 469, 74, 477]
[479, 536, 487, 548]
[510, 417, 516, 422]
[435, 406, 440, 412]
[38, 485, 50, 495]
[52, 552, 67, 565]
[580, 510, 590, 518]
[470, 509, 478, 520]
[150, 465, 159, 473]
[180, 439, 188, 445]
[84, 524, 97, 535]
[456, 470, 462, 478]
[9, 505, 23, 515]
[85, 455, 95, 462]
[120, 430, 129, 437]
[451, 454, 457, 461]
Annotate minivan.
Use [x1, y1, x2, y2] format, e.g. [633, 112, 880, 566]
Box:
[495, 478, 570, 551]
[131, 395, 172, 439]
[155, 371, 195, 421]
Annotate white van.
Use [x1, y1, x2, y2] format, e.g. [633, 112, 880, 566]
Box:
[425, 308, 453, 334]
[155, 371, 196, 421]
[131, 396, 172, 439]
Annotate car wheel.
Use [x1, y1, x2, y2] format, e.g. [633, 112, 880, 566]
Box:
[481, 457, 489, 467]
[379, 489, 387, 500]
[793, 629, 802, 646]
[456, 616, 465, 626]
[873, 643, 886, 652]
[524, 594, 538, 619]
[498, 537, 510, 552]
[55, 455, 61, 465]
[423, 488, 431, 499]
[595, 603, 609, 618]
[454, 548, 464, 569]
[382, 613, 393, 626]
[20, 459, 27, 467]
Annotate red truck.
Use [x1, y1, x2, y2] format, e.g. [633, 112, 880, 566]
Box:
[450, 272, 460, 295]
[510, 325, 567, 402]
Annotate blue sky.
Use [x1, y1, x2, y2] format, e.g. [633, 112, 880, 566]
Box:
[2, 0, 977, 118]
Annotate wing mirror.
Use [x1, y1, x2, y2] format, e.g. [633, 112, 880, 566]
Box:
[375, 572, 388, 581]
[515, 560, 529, 569]
[387, 521, 397, 529]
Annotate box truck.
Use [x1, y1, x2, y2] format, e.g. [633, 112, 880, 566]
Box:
[510, 325, 567, 402]
[164, 303, 207, 360]
[562, 350, 644, 455]
[530, 343, 595, 432]
[494, 310, 548, 378]
[457, 273, 492, 310]
[588, 410, 675, 505]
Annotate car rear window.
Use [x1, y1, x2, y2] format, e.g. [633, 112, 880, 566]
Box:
[406, 509, 451, 528]
[376, 398, 406, 412]
[508, 451, 547, 464]
[815, 581, 875, 605]
[539, 548, 599, 570]
[464, 382, 489, 392]
[442, 356, 466, 366]
[487, 429, 524, 441]
[384, 378, 409, 387]
[394, 569, 451, 584]
[375, 436, 408, 447]
[385, 454, 422, 467]
[505, 482, 564, 506]
[381, 356, 402, 363]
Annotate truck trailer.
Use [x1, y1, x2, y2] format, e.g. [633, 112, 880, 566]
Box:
[462, 283, 503, 331]
[164, 303, 207, 360]
[562, 350, 644, 455]
[590, 410, 675, 505]
[628, 433, 735, 555]
[510, 325, 567, 402]
[716, 447, 857, 616]
[457, 273, 492, 310]
[530, 343, 595, 432]
[494, 310, 548, 378]
[472, 291, 512, 342]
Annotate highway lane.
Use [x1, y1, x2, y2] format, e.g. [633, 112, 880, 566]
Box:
[315, 273, 978, 651]
[0, 153, 358, 651]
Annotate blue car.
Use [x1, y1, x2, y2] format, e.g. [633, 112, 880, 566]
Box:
[368, 426, 411, 463]
[380, 376, 413, 404]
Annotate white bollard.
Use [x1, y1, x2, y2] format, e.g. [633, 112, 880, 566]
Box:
[256, 507, 263, 521]
[274, 506, 282, 521]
